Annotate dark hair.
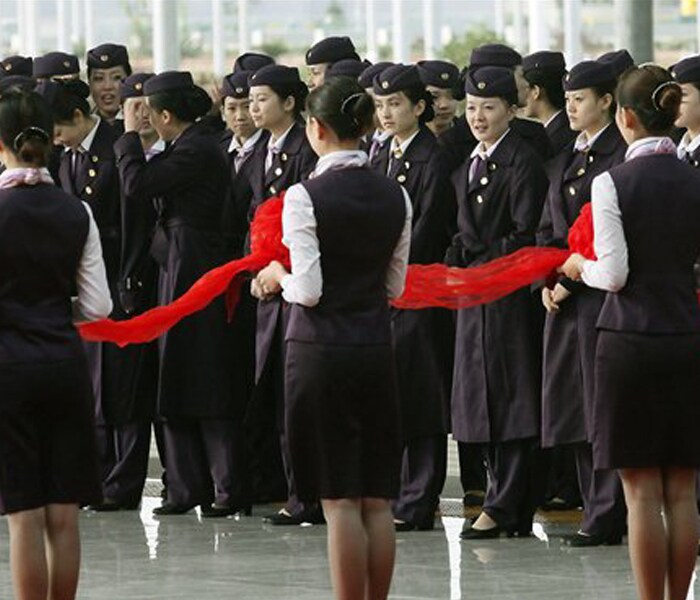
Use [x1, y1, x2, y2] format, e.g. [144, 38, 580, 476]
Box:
[0, 88, 53, 167]
[524, 69, 565, 109]
[267, 81, 309, 119]
[306, 76, 375, 140]
[616, 64, 681, 134]
[399, 84, 435, 125]
[590, 79, 618, 118]
[148, 86, 212, 123]
[44, 79, 91, 123]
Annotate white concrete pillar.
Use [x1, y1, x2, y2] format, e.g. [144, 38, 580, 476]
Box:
[212, 0, 225, 76]
[493, 0, 506, 39]
[423, 0, 435, 59]
[238, 0, 249, 54]
[83, 0, 95, 51]
[21, 0, 39, 57]
[57, 0, 71, 52]
[512, 0, 525, 54]
[365, 0, 377, 62]
[70, 0, 81, 49]
[153, 0, 180, 72]
[391, 0, 405, 63]
[528, 0, 549, 53]
[563, 0, 582, 65]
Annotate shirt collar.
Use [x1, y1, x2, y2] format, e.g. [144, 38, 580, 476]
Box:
[544, 110, 563, 129]
[677, 131, 700, 158]
[373, 129, 391, 143]
[228, 128, 263, 154]
[573, 123, 610, 152]
[268, 123, 295, 153]
[625, 136, 677, 161]
[391, 128, 421, 156]
[311, 150, 368, 178]
[145, 138, 166, 160]
[65, 116, 100, 154]
[470, 128, 511, 160]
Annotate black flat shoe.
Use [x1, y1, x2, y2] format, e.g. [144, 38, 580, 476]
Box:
[86, 498, 140, 512]
[152, 502, 197, 516]
[262, 507, 326, 526]
[460, 525, 502, 540]
[564, 532, 623, 547]
[201, 503, 253, 518]
[394, 518, 435, 532]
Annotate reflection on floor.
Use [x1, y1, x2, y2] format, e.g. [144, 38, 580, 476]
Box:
[0, 497, 698, 599]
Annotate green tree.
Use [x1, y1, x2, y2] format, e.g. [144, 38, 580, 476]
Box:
[439, 25, 505, 68]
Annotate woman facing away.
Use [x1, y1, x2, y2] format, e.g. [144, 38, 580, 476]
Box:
[561, 64, 700, 600]
[256, 75, 411, 599]
[0, 87, 111, 599]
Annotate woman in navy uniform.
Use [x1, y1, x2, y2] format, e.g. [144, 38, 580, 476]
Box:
[86, 43, 131, 131]
[256, 74, 411, 600]
[305, 36, 360, 90]
[359, 62, 395, 167]
[0, 87, 111, 600]
[38, 79, 147, 511]
[32, 51, 80, 81]
[372, 64, 455, 531]
[672, 56, 700, 167]
[539, 60, 627, 545]
[468, 43, 553, 160]
[117, 71, 241, 516]
[522, 51, 576, 156]
[417, 60, 465, 139]
[0, 55, 33, 78]
[561, 64, 700, 600]
[218, 68, 273, 505]
[597, 49, 634, 78]
[447, 67, 549, 539]
[247, 65, 320, 524]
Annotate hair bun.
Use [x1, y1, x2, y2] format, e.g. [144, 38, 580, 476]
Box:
[652, 80, 681, 116]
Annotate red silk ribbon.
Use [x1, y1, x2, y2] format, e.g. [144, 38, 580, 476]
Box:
[78, 196, 595, 346]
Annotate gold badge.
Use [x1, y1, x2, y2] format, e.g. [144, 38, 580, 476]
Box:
[235, 87, 244, 94]
[489, 163, 497, 171]
[404, 161, 410, 169]
[274, 167, 283, 176]
[88, 169, 96, 177]
[480, 176, 489, 185]
[91, 155, 99, 163]
[85, 186, 93, 195]
[135, 82, 143, 91]
[382, 81, 389, 89]
[565, 74, 571, 82]
[440, 73, 449, 81]
[477, 81, 486, 90]
[100, 54, 109, 62]
[63, 60, 71, 68]
[569, 186, 576, 196]
[588, 155, 594, 163]
[281, 153, 288, 162]
[4, 64, 11, 71]
[476, 194, 484, 204]
[269, 185, 276, 194]
[577, 168, 585, 177]
[397, 174, 407, 183]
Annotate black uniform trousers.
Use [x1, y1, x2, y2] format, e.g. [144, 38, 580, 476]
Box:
[573, 442, 626, 536]
[97, 422, 152, 504]
[393, 434, 447, 527]
[458, 441, 487, 495]
[481, 438, 544, 532]
[161, 417, 248, 507]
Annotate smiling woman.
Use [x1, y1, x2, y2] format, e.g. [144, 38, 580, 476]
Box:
[86, 43, 132, 129]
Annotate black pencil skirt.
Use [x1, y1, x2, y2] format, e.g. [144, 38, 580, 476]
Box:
[285, 341, 402, 502]
[0, 357, 101, 514]
[593, 330, 700, 470]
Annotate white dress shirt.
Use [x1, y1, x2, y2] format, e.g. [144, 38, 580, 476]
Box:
[74, 202, 113, 321]
[677, 131, 700, 160]
[581, 136, 676, 292]
[387, 129, 421, 175]
[265, 123, 295, 173]
[228, 128, 263, 172]
[573, 123, 610, 153]
[280, 150, 413, 307]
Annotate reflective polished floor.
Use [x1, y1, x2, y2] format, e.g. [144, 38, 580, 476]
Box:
[1, 495, 699, 599]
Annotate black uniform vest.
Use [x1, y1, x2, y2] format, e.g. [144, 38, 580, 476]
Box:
[0, 183, 89, 362]
[285, 167, 406, 345]
[597, 154, 700, 333]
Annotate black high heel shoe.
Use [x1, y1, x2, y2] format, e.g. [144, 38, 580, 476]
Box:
[460, 525, 502, 540]
[152, 502, 198, 516]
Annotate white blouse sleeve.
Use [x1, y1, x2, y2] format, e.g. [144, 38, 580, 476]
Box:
[280, 183, 323, 307]
[73, 203, 113, 322]
[385, 188, 413, 299]
[580, 172, 629, 292]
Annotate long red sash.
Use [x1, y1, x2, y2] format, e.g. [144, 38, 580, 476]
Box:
[78, 196, 595, 346]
